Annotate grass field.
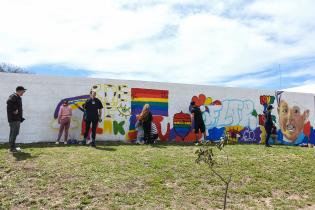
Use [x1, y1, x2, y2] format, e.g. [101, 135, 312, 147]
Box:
[0, 142, 315, 210]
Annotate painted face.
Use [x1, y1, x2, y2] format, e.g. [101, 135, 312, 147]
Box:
[278, 100, 309, 142]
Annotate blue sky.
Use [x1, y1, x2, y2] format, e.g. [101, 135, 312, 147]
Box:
[1, 0, 315, 90]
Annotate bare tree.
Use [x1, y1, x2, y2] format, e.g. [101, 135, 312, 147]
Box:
[0, 63, 29, 74]
[196, 136, 232, 210]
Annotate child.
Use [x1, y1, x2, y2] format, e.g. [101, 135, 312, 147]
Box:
[151, 122, 158, 144]
[135, 120, 144, 144]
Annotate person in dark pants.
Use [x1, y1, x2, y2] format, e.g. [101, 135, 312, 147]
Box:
[82, 90, 103, 147]
[264, 104, 274, 147]
[6, 86, 26, 152]
[139, 104, 153, 144]
[190, 101, 206, 145]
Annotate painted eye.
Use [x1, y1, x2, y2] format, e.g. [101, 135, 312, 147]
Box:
[292, 106, 300, 114]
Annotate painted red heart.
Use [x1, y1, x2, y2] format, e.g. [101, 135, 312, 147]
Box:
[191, 94, 206, 106]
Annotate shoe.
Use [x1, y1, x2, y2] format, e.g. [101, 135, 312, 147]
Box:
[194, 142, 199, 146]
[265, 144, 272, 147]
[10, 148, 18, 153]
[81, 139, 86, 145]
[91, 143, 96, 148]
[55, 141, 59, 145]
[64, 141, 67, 145]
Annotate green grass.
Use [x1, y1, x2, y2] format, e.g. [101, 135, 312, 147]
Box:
[0, 142, 315, 209]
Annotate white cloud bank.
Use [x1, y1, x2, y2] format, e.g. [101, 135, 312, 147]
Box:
[1, 0, 315, 86]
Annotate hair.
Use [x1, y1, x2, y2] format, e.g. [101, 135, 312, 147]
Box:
[139, 104, 150, 121]
[276, 91, 308, 111]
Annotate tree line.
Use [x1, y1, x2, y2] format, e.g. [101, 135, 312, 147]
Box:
[0, 63, 29, 74]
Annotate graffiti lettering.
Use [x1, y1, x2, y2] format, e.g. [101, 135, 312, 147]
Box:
[113, 121, 125, 135]
[260, 95, 275, 106]
[203, 100, 257, 130]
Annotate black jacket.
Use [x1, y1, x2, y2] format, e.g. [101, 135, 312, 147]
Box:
[7, 93, 23, 123]
[263, 110, 273, 127]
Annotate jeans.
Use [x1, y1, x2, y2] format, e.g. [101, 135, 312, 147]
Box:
[9, 121, 20, 149]
[84, 120, 98, 142]
[265, 124, 272, 145]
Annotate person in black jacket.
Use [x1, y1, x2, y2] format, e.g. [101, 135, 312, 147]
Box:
[82, 90, 103, 147]
[139, 104, 153, 144]
[190, 101, 206, 145]
[7, 86, 26, 152]
[264, 104, 274, 147]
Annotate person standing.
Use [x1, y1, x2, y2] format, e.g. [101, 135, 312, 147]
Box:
[190, 101, 206, 145]
[6, 86, 26, 152]
[264, 104, 274, 147]
[139, 104, 153, 144]
[150, 122, 158, 144]
[56, 100, 72, 144]
[82, 90, 103, 147]
[135, 118, 144, 144]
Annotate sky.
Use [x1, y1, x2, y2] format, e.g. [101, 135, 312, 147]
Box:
[1, 0, 315, 90]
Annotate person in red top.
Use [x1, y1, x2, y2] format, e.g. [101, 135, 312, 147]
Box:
[56, 100, 72, 144]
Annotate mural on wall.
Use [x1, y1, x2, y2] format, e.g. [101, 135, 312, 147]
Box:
[52, 95, 95, 138]
[128, 88, 171, 141]
[91, 84, 130, 137]
[131, 88, 169, 116]
[186, 93, 262, 143]
[53, 95, 90, 119]
[51, 85, 314, 145]
[173, 111, 192, 141]
[52, 84, 131, 140]
[275, 91, 311, 145]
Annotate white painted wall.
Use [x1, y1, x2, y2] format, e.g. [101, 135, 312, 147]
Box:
[0, 72, 314, 144]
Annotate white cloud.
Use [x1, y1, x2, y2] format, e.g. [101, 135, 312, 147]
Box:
[0, 0, 315, 87]
[282, 66, 315, 78]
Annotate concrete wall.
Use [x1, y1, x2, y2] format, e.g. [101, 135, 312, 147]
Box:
[1, 72, 315, 145]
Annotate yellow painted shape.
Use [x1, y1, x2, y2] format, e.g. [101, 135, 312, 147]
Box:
[173, 122, 191, 125]
[132, 98, 168, 103]
[103, 119, 113, 134]
[225, 125, 244, 132]
[204, 97, 213, 105]
[260, 125, 266, 144]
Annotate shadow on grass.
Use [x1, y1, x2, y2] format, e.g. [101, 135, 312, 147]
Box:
[94, 146, 117, 151]
[12, 151, 38, 161]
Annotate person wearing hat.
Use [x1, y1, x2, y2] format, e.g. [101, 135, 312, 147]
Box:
[264, 104, 274, 147]
[6, 86, 26, 152]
